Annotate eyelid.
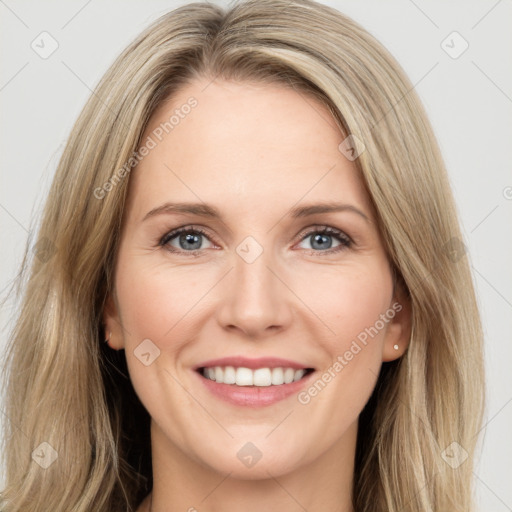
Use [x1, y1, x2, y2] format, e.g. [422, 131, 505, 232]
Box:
[292, 225, 352, 253]
[158, 223, 353, 255]
[295, 224, 352, 244]
[158, 225, 220, 249]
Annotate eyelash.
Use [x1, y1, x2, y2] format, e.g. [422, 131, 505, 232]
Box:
[157, 225, 352, 256]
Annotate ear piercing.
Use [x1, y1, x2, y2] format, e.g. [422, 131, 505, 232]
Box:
[393, 344, 399, 350]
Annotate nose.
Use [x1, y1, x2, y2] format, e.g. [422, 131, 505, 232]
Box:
[215, 246, 294, 338]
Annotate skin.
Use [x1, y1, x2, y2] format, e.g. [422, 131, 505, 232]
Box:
[103, 78, 411, 512]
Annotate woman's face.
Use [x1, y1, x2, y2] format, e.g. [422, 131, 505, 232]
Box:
[104, 78, 410, 479]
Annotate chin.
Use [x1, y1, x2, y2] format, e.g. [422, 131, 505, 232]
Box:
[191, 438, 308, 480]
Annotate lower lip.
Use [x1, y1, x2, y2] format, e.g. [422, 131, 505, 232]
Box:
[195, 370, 315, 407]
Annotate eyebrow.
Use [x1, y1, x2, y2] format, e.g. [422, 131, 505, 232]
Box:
[142, 201, 370, 223]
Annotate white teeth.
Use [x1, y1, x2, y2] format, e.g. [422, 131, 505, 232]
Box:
[253, 368, 272, 386]
[223, 366, 236, 384]
[235, 367, 253, 386]
[294, 369, 306, 381]
[284, 368, 295, 384]
[202, 366, 310, 386]
[271, 367, 284, 385]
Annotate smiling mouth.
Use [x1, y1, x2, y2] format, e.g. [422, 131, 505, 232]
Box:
[197, 366, 315, 387]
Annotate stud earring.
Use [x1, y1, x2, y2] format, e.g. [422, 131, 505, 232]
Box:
[393, 344, 399, 350]
[104, 331, 112, 344]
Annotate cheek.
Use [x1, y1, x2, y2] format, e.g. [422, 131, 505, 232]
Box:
[115, 258, 209, 344]
[292, 261, 393, 348]
[116, 250, 393, 361]
[295, 264, 393, 424]
[113, 258, 209, 434]
[293, 262, 393, 407]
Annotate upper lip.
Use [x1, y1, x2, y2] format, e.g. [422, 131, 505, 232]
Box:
[194, 356, 314, 371]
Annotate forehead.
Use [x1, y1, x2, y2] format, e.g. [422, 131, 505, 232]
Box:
[126, 78, 372, 222]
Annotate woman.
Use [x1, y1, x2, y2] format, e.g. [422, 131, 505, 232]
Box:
[0, 0, 485, 510]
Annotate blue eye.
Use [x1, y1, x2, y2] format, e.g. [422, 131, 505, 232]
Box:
[298, 227, 351, 253]
[160, 227, 214, 252]
[159, 225, 352, 255]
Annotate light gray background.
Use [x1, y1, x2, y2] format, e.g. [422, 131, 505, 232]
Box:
[1, 0, 511, 509]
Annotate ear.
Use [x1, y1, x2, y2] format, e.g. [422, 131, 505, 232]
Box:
[102, 292, 125, 351]
[382, 284, 412, 362]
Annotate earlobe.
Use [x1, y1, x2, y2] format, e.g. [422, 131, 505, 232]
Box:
[382, 290, 412, 362]
[102, 293, 125, 350]
[104, 329, 113, 345]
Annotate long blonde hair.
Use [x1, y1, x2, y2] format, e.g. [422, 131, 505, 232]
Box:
[0, 1, 484, 510]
